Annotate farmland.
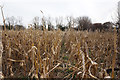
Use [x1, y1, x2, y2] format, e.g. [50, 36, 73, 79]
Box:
[1, 29, 120, 79]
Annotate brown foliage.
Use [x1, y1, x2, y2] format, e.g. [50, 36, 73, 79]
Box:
[1, 30, 119, 79]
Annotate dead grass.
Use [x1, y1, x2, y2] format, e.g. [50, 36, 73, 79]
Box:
[2, 29, 119, 79]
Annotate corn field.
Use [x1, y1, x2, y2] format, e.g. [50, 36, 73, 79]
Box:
[1, 29, 120, 79]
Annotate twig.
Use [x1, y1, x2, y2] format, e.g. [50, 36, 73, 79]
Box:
[7, 58, 25, 62]
[88, 64, 98, 79]
[45, 63, 61, 76]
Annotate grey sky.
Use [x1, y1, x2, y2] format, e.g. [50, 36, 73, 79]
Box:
[0, 0, 119, 26]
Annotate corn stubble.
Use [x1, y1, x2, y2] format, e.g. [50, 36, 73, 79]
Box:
[2, 29, 119, 79]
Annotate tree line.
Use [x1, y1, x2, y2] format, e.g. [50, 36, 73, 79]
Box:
[0, 16, 118, 31]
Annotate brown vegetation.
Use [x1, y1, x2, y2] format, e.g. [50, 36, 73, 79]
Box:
[1, 29, 120, 79]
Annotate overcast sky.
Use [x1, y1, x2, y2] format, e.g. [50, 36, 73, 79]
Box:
[0, 0, 120, 26]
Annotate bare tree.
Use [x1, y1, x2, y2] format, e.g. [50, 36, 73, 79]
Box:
[77, 16, 92, 31]
[6, 16, 23, 30]
[16, 17, 23, 25]
[6, 17, 11, 29]
[55, 17, 63, 30]
[66, 16, 77, 31]
[66, 16, 73, 28]
[15, 17, 25, 30]
[6, 16, 17, 30]
[32, 16, 39, 29]
[47, 17, 54, 31]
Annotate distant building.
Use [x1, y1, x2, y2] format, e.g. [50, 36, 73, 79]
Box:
[14, 25, 25, 30]
[103, 22, 113, 30]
